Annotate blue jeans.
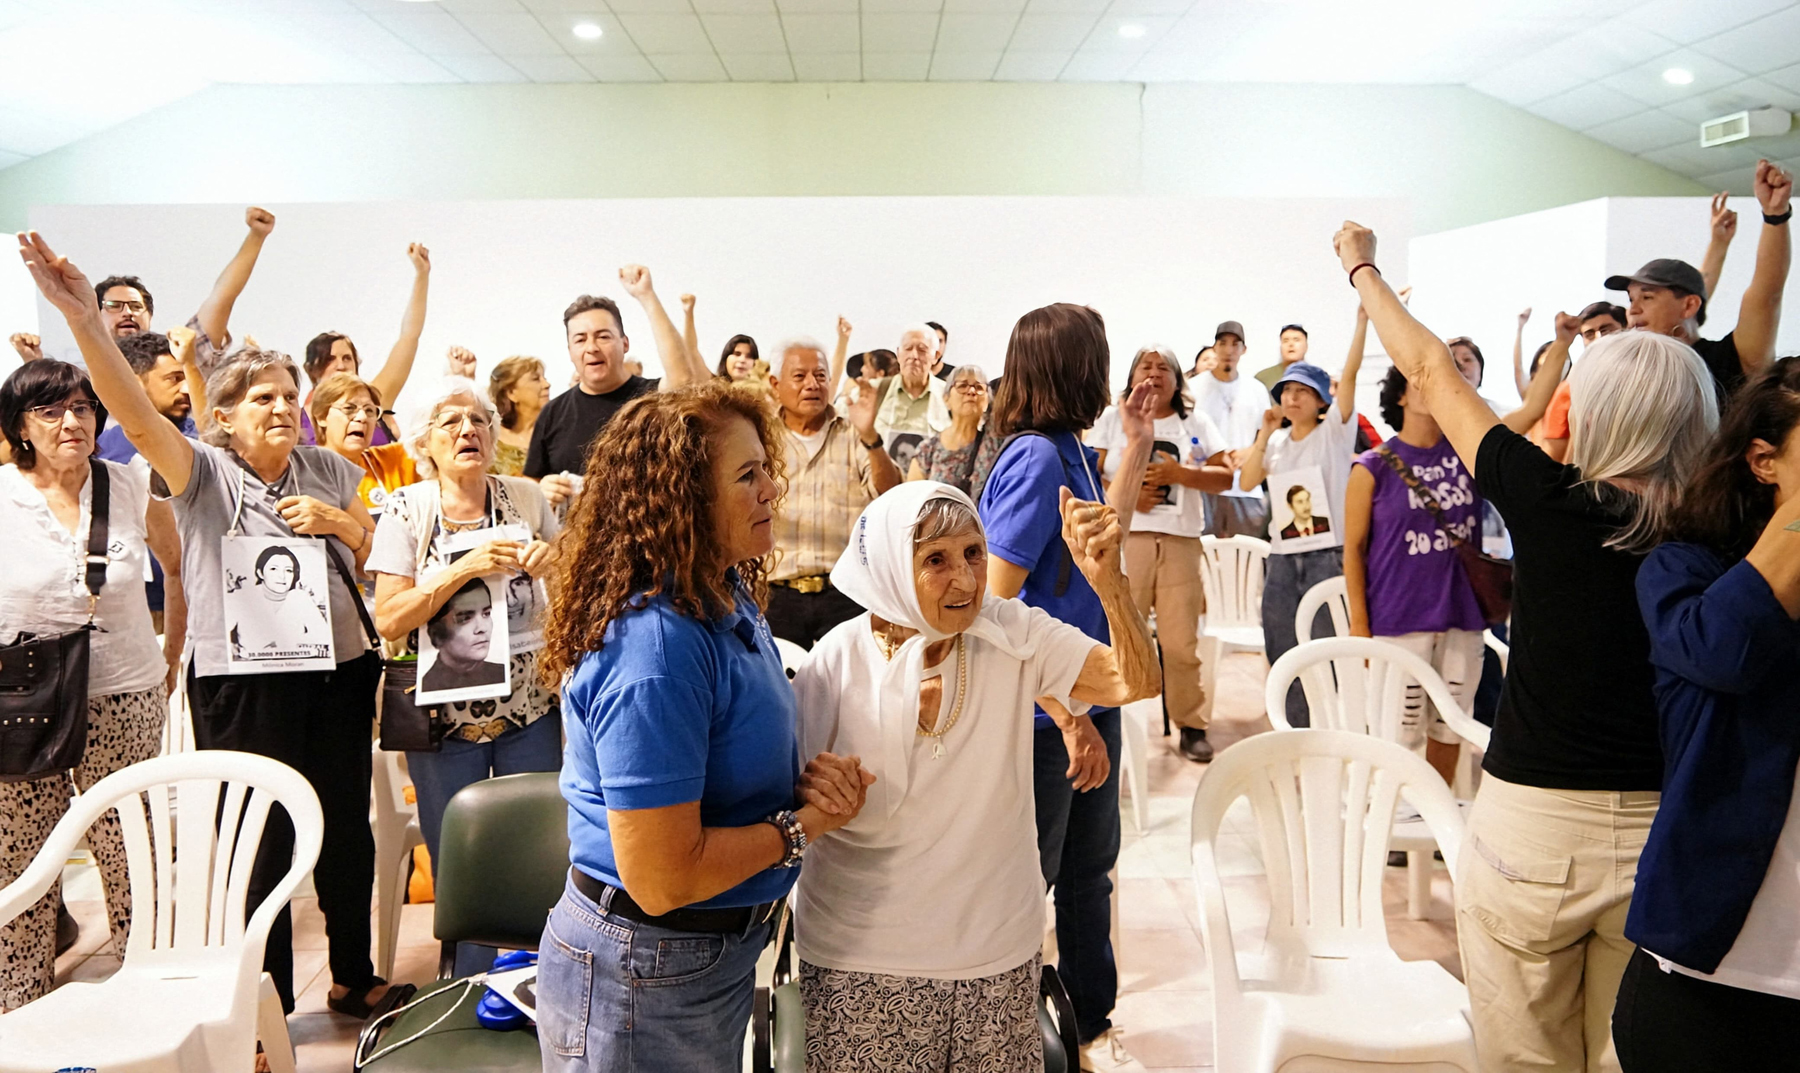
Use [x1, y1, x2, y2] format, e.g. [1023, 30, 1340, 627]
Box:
[1034, 705, 1122, 1043]
[1260, 548, 1345, 728]
[408, 713, 562, 976]
[537, 874, 775, 1071]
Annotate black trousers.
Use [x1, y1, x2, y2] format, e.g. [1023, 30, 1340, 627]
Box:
[1614, 945, 1800, 1073]
[765, 583, 864, 648]
[188, 651, 382, 1012]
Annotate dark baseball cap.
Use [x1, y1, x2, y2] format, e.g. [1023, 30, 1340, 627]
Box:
[1215, 320, 1245, 343]
[1604, 258, 1707, 299]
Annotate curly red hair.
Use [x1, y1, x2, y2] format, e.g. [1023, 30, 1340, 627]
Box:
[539, 380, 787, 686]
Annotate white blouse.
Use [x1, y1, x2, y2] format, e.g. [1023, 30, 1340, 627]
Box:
[0, 461, 165, 697]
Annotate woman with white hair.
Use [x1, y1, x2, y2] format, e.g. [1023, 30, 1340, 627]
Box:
[906, 363, 998, 494]
[367, 378, 560, 974]
[791, 481, 1160, 1072]
[1334, 222, 1719, 1073]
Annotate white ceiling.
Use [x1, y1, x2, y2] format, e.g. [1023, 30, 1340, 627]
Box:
[1, 0, 1798, 189]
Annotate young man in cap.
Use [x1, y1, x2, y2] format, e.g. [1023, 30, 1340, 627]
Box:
[1191, 320, 1270, 538]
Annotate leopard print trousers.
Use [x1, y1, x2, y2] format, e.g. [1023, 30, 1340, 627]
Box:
[0, 688, 166, 1010]
[799, 955, 1044, 1073]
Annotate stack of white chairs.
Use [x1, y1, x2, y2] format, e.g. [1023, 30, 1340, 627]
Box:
[371, 746, 425, 981]
[1197, 535, 1270, 736]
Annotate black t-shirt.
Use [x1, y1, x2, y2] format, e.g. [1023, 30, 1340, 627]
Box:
[1475, 425, 1660, 791]
[933, 363, 957, 382]
[1692, 332, 1744, 401]
[523, 376, 658, 479]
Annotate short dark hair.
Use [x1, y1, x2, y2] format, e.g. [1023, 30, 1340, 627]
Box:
[94, 275, 153, 315]
[927, 321, 947, 340]
[990, 303, 1111, 437]
[1527, 340, 1557, 378]
[1378, 364, 1408, 431]
[427, 577, 491, 645]
[1285, 484, 1309, 506]
[1279, 324, 1308, 338]
[118, 331, 173, 376]
[1445, 336, 1486, 373]
[715, 334, 760, 378]
[848, 350, 897, 380]
[254, 544, 301, 582]
[563, 295, 625, 334]
[0, 360, 106, 471]
[304, 332, 358, 384]
[1578, 301, 1628, 329]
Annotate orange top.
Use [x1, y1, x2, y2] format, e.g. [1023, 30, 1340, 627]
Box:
[355, 443, 419, 515]
[1542, 381, 1573, 442]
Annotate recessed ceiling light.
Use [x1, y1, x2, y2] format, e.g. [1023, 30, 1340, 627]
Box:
[1662, 67, 1694, 85]
[573, 21, 604, 40]
[1118, 23, 1146, 38]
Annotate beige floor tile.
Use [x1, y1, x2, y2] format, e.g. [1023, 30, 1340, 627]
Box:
[1112, 989, 1213, 1067]
[1118, 928, 1210, 993]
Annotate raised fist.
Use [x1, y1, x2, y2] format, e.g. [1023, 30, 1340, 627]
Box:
[837, 315, 853, 340]
[1754, 160, 1793, 217]
[1553, 311, 1581, 343]
[679, 293, 695, 314]
[447, 345, 477, 379]
[9, 332, 41, 362]
[618, 264, 654, 299]
[1333, 221, 1377, 274]
[1518, 307, 1532, 327]
[246, 207, 276, 236]
[1710, 192, 1737, 243]
[407, 242, 431, 273]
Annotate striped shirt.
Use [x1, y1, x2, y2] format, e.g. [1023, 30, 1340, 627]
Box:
[773, 415, 875, 582]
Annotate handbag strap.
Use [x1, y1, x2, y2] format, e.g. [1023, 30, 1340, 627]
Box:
[322, 538, 382, 650]
[1374, 445, 1470, 550]
[82, 459, 111, 623]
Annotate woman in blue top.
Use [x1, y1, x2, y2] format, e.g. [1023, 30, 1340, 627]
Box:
[1614, 356, 1800, 1073]
[976, 302, 1156, 1069]
[534, 381, 874, 1071]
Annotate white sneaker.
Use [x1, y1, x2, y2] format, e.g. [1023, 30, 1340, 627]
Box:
[1079, 1027, 1144, 1072]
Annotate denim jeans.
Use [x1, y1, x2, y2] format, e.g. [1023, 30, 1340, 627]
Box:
[409, 712, 562, 976]
[1034, 705, 1122, 1043]
[1260, 547, 1345, 728]
[537, 874, 776, 1072]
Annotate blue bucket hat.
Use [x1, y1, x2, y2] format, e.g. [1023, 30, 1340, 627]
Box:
[1269, 361, 1332, 406]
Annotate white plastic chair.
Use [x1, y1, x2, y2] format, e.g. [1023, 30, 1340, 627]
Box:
[0, 750, 323, 1073]
[1484, 629, 1509, 673]
[1118, 698, 1156, 834]
[1189, 729, 1476, 1073]
[1264, 636, 1487, 920]
[1198, 535, 1269, 654]
[371, 746, 424, 981]
[1294, 575, 1351, 642]
[774, 636, 809, 680]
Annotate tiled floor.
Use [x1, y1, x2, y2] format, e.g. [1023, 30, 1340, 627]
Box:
[50, 651, 1462, 1071]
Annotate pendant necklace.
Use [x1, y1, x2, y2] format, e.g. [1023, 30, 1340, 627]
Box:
[916, 634, 968, 760]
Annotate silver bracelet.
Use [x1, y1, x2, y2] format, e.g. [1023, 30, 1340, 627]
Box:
[765, 809, 807, 868]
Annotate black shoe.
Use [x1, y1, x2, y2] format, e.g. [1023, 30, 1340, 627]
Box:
[1387, 850, 1410, 868]
[1178, 727, 1215, 763]
[55, 899, 80, 957]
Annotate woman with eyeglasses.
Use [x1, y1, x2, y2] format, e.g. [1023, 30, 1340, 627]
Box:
[19, 232, 389, 1022]
[299, 243, 431, 447]
[367, 379, 561, 974]
[906, 363, 999, 496]
[310, 372, 417, 517]
[0, 360, 183, 1010]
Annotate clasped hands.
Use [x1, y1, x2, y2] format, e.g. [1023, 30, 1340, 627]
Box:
[797, 752, 877, 834]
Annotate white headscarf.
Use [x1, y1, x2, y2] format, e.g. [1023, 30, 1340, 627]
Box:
[829, 481, 1059, 822]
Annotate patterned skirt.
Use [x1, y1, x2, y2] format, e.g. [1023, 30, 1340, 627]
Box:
[799, 955, 1043, 1072]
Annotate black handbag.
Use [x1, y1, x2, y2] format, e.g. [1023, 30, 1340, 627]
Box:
[0, 461, 110, 781]
[319, 520, 446, 753]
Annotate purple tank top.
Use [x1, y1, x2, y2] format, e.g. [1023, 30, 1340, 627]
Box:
[1356, 437, 1486, 635]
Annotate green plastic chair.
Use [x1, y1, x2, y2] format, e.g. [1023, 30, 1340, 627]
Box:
[355, 771, 570, 1073]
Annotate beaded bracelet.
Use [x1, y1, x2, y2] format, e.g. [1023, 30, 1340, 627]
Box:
[765, 809, 808, 868]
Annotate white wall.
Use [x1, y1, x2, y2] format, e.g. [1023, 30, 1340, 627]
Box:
[18, 195, 1409, 423]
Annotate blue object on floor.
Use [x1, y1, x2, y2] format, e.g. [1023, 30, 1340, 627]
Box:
[475, 951, 538, 1031]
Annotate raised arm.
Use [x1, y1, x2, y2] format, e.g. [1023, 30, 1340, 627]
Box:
[1061, 488, 1161, 707]
[194, 207, 274, 351]
[1335, 221, 1498, 476]
[679, 293, 699, 373]
[1236, 405, 1284, 492]
[145, 496, 185, 694]
[1702, 192, 1736, 300]
[1341, 464, 1374, 638]
[1338, 304, 1368, 423]
[16, 232, 195, 493]
[166, 325, 207, 432]
[1734, 161, 1793, 372]
[1104, 380, 1158, 530]
[619, 265, 706, 389]
[845, 370, 902, 494]
[831, 316, 852, 396]
[367, 243, 430, 408]
[1500, 312, 1577, 434]
[1511, 307, 1532, 398]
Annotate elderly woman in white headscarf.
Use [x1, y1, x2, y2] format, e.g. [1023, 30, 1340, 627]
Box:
[790, 480, 1159, 1072]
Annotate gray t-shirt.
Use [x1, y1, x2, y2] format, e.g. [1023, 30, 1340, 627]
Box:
[158, 441, 370, 677]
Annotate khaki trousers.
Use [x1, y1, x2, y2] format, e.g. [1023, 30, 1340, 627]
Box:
[1455, 773, 1658, 1073]
[1123, 531, 1208, 730]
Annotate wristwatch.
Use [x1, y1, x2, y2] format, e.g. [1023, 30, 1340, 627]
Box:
[1766, 209, 1793, 226]
[859, 431, 885, 451]
[765, 809, 808, 868]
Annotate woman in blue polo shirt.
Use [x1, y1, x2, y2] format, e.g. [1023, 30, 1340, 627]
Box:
[534, 381, 874, 1071]
[1614, 356, 1800, 1072]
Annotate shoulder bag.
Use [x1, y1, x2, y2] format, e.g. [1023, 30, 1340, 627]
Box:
[1375, 445, 1513, 627]
[0, 460, 110, 780]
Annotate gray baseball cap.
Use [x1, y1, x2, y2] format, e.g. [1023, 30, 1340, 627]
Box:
[1604, 258, 1707, 299]
[1214, 320, 1245, 343]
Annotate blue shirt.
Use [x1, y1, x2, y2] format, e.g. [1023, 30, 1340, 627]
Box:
[95, 415, 196, 464]
[561, 585, 801, 909]
[1629, 543, 1800, 972]
[978, 429, 1110, 726]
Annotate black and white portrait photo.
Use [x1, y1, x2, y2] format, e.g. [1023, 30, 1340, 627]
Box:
[416, 575, 511, 704]
[222, 536, 335, 673]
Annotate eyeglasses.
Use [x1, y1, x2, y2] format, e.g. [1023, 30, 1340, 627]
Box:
[26, 401, 97, 423]
[100, 300, 148, 314]
[431, 409, 493, 432]
[334, 404, 391, 421]
[952, 381, 987, 394]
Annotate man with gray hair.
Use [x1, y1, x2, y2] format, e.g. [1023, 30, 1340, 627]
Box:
[767, 335, 902, 646]
[870, 323, 950, 474]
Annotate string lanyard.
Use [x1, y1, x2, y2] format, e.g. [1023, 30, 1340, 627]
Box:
[429, 482, 498, 561]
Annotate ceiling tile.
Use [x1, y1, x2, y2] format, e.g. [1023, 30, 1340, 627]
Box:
[692, 0, 777, 11]
[929, 50, 1003, 79]
[1517, 21, 1682, 84]
[1127, 47, 1201, 81]
[1693, 163, 1762, 194]
[1082, 14, 1171, 51]
[1008, 12, 1094, 50]
[1692, 6, 1800, 76]
[357, 52, 463, 81]
[0, 148, 24, 169]
[575, 52, 665, 80]
[790, 51, 861, 78]
[941, 0, 1025, 10]
[776, 0, 858, 12]
[1105, 0, 1192, 14]
[782, 13, 859, 50]
[936, 12, 1019, 51]
[507, 52, 595, 80]
[618, 12, 714, 51]
[441, 0, 530, 10]
[647, 52, 730, 79]
[1060, 51, 1136, 80]
[860, 0, 944, 11]
[861, 52, 931, 79]
[720, 52, 796, 79]
[1658, 77, 1800, 122]
[994, 48, 1069, 80]
[364, 6, 491, 55]
[455, 10, 567, 52]
[1765, 62, 1800, 94]
[702, 13, 788, 50]
[1580, 108, 1697, 153]
[546, 14, 637, 53]
[1023, 0, 1108, 12]
[1597, 48, 1749, 106]
[606, 0, 700, 13]
[862, 11, 940, 50]
[1525, 82, 1654, 130]
[1640, 140, 1765, 177]
[433, 53, 531, 81]
[1617, 0, 1794, 42]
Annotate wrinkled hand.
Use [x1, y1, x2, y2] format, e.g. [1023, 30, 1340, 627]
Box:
[454, 539, 523, 582]
[1710, 192, 1738, 242]
[1517, 307, 1532, 328]
[539, 473, 575, 509]
[846, 380, 880, 439]
[1059, 487, 1122, 581]
[1144, 450, 1184, 486]
[797, 752, 875, 821]
[618, 264, 654, 300]
[407, 242, 431, 274]
[1333, 220, 1377, 274]
[9, 332, 41, 361]
[276, 495, 348, 538]
[1119, 378, 1158, 444]
[1553, 311, 1581, 344]
[446, 345, 477, 379]
[16, 232, 100, 321]
[246, 206, 276, 237]
[1754, 160, 1793, 216]
[517, 539, 554, 578]
[167, 325, 197, 364]
[679, 292, 695, 314]
[837, 315, 853, 341]
[1052, 706, 1110, 792]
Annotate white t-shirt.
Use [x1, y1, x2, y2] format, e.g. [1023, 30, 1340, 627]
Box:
[791, 601, 1097, 979]
[1261, 408, 1358, 553]
[1664, 758, 1800, 999]
[1191, 372, 1269, 500]
[0, 460, 164, 697]
[1088, 406, 1226, 539]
